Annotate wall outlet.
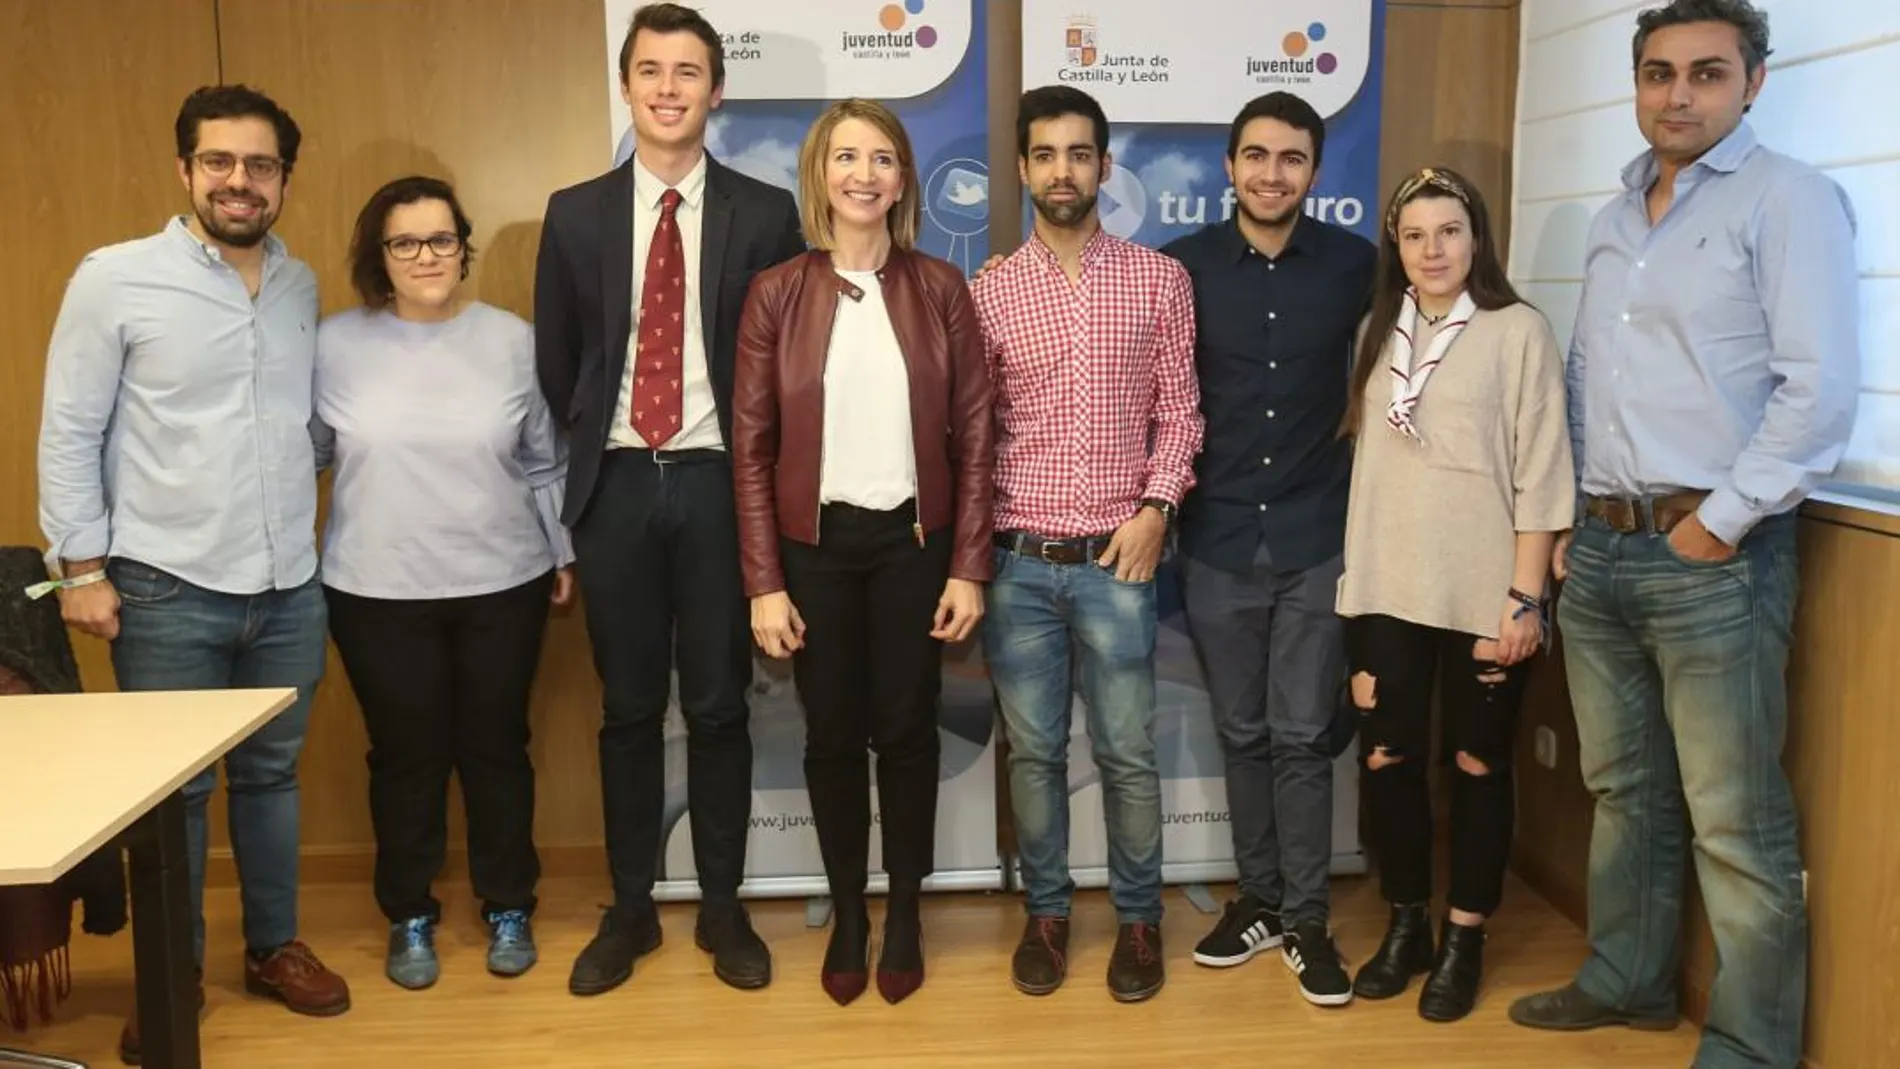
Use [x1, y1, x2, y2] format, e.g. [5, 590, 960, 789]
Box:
[1533, 726, 1559, 769]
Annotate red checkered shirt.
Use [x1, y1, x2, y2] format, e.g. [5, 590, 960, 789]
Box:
[970, 228, 1202, 538]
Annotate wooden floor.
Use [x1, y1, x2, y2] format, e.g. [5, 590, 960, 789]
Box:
[7, 873, 1700, 1068]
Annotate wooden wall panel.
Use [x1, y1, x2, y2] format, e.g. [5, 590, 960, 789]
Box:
[1379, 3, 1522, 251]
[0, 0, 221, 692]
[209, 0, 613, 869]
[1511, 507, 1900, 1069]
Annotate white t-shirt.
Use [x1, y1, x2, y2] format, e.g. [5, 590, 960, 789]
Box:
[820, 268, 917, 509]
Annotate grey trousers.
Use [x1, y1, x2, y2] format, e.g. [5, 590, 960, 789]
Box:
[1181, 547, 1345, 926]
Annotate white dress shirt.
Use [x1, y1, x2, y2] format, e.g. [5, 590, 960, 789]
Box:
[820, 268, 917, 509]
[609, 154, 723, 451]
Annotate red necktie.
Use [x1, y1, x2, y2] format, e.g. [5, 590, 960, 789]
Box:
[631, 188, 685, 447]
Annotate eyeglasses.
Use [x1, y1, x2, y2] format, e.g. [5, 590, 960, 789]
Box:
[189, 152, 285, 182]
[383, 234, 465, 260]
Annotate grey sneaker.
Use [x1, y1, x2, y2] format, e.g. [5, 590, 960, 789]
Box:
[386, 916, 439, 990]
[1508, 983, 1678, 1031]
[486, 909, 538, 977]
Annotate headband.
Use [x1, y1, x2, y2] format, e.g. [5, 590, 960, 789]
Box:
[1385, 167, 1472, 240]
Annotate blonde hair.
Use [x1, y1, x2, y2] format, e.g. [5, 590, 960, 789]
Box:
[796, 98, 921, 251]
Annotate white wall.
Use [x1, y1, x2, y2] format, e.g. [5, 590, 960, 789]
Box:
[1510, 1, 1900, 495]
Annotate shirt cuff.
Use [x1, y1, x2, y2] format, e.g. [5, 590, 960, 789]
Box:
[1697, 488, 1761, 548]
[530, 484, 576, 569]
[45, 524, 111, 574]
[1140, 472, 1190, 508]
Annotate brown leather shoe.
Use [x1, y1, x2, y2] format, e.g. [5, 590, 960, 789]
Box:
[243, 941, 351, 1016]
[118, 973, 205, 1065]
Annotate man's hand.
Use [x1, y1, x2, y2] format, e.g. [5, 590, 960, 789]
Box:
[1552, 530, 1575, 581]
[58, 563, 120, 641]
[1668, 513, 1737, 563]
[1096, 507, 1168, 583]
[550, 567, 576, 607]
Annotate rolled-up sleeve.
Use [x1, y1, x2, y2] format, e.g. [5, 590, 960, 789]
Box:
[1699, 172, 1860, 545]
[37, 257, 124, 569]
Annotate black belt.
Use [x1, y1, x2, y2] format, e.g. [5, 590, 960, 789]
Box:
[993, 531, 1114, 566]
[609, 446, 728, 465]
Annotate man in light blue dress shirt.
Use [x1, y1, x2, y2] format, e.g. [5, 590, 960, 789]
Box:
[36, 85, 352, 1057]
[1509, 4, 1859, 1067]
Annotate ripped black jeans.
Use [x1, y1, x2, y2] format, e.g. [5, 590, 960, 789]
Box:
[1345, 613, 1532, 917]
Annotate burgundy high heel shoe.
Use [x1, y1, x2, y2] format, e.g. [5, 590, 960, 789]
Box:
[821, 905, 871, 1006]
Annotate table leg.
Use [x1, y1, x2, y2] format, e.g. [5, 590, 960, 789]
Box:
[126, 792, 200, 1069]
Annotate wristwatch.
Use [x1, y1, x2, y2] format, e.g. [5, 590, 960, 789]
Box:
[1140, 498, 1177, 524]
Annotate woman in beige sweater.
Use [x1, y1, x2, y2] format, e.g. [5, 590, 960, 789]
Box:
[1335, 167, 1574, 1022]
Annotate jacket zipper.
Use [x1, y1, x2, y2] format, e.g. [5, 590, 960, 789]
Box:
[815, 293, 841, 544]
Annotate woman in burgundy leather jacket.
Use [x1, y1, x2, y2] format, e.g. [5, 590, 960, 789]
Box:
[731, 98, 993, 1008]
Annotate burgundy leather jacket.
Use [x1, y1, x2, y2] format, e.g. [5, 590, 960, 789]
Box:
[730, 248, 994, 597]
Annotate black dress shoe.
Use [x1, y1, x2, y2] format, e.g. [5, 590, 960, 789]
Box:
[1418, 919, 1484, 1022]
[568, 906, 662, 996]
[695, 901, 772, 990]
[1354, 902, 1435, 1000]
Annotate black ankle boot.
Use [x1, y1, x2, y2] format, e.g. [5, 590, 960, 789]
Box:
[1418, 919, 1485, 1022]
[1353, 903, 1434, 999]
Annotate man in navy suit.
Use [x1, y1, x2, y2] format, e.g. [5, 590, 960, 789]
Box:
[534, 1, 804, 996]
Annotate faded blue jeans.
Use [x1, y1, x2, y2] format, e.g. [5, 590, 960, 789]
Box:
[1560, 513, 1806, 1069]
[107, 559, 327, 964]
[984, 546, 1162, 924]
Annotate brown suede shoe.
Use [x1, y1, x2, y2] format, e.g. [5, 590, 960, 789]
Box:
[118, 973, 205, 1066]
[243, 941, 351, 1016]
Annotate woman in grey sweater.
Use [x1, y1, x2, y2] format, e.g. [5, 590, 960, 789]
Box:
[1335, 167, 1574, 1022]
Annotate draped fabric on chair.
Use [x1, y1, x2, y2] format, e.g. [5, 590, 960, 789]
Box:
[0, 546, 124, 1033]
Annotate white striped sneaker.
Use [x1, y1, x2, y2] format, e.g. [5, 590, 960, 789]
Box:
[1192, 895, 1285, 967]
[1283, 918, 1354, 1006]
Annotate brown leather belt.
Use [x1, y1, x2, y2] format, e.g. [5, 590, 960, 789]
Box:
[1583, 491, 1709, 535]
[994, 531, 1115, 566]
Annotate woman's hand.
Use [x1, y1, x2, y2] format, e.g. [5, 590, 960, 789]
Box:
[751, 591, 806, 659]
[930, 578, 985, 643]
[1493, 596, 1542, 666]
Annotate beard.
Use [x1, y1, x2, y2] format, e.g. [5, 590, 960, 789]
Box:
[1030, 187, 1099, 228]
[192, 191, 276, 248]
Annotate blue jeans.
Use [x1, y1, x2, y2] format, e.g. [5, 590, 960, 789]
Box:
[1560, 515, 1806, 1069]
[108, 559, 327, 964]
[984, 546, 1162, 923]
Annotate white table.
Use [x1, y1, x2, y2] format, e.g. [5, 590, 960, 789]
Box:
[0, 689, 298, 1069]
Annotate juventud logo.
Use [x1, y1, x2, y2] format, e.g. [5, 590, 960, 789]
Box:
[1247, 20, 1338, 83]
[842, 0, 939, 55]
[1162, 810, 1231, 826]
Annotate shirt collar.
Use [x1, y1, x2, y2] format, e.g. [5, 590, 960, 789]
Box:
[1027, 224, 1113, 272]
[632, 153, 708, 211]
[1620, 120, 1759, 190]
[165, 214, 285, 270]
[1218, 214, 1310, 264]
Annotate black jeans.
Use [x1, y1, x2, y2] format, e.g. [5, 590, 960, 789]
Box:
[781, 502, 951, 897]
[572, 449, 753, 909]
[324, 572, 553, 923]
[1345, 613, 1531, 917]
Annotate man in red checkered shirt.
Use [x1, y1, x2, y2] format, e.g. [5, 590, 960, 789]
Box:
[970, 85, 1203, 1006]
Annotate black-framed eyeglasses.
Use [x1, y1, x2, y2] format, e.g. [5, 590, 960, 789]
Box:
[189, 152, 285, 182]
[383, 234, 464, 260]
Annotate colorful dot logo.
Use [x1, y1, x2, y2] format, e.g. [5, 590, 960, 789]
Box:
[1282, 21, 1337, 74]
[878, 0, 937, 48]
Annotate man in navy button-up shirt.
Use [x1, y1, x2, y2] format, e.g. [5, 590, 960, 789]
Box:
[1510, 4, 1858, 1062]
[1160, 92, 1374, 1007]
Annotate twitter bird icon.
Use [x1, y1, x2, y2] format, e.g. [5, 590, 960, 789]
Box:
[934, 166, 989, 222]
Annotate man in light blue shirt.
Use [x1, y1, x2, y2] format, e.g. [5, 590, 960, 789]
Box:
[1510, 4, 1859, 1067]
[36, 84, 351, 1056]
